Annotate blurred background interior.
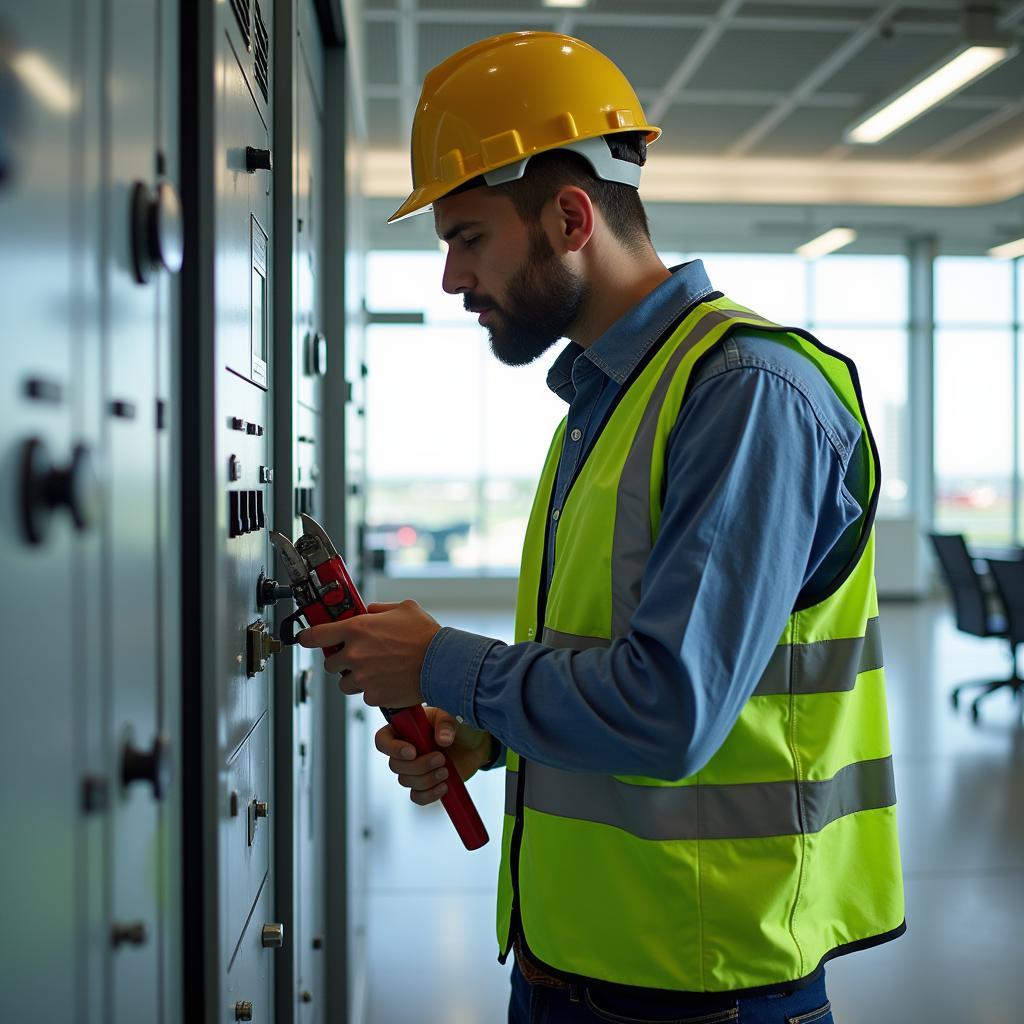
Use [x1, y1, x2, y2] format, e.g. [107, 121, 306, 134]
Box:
[2, 1, 1023, 1022]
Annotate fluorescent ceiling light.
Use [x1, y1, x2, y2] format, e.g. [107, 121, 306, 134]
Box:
[543, 0, 589, 8]
[846, 44, 1013, 145]
[796, 228, 857, 260]
[988, 237, 1024, 259]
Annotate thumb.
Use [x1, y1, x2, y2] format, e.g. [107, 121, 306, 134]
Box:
[366, 602, 402, 614]
[433, 711, 459, 747]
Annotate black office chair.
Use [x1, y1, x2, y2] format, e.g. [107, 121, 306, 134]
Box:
[928, 532, 1015, 721]
[982, 558, 1024, 716]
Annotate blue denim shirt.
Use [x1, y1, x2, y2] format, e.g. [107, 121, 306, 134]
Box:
[420, 260, 866, 779]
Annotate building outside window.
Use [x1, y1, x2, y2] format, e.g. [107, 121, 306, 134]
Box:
[364, 250, 913, 575]
[933, 256, 1017, 545]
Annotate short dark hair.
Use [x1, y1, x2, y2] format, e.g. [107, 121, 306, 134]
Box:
[457, 132, 652, 254]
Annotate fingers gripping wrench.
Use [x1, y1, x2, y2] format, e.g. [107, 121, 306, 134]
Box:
[270, 514, 489, 851]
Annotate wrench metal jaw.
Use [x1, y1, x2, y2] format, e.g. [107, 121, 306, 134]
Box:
[299, 513, 340, 559]
[269, 530, 309, 586]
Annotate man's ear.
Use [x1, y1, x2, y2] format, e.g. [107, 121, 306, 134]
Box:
[548, 186, 594, 255]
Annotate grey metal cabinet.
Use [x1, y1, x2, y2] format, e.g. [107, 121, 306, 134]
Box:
[181, 0, 285, 1019]
[271, 2, 330, 1019]
[1, 1, 181, 1021]
[0, 6, 85, 1021]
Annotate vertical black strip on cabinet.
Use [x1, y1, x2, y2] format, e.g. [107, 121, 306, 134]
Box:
[271, 1, 299, 1020]
[179, 0, 218, 1021]
[321, 36, 358, 1024]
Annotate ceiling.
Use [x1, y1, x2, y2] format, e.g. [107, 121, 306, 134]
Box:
[353, 0, 1024, 251]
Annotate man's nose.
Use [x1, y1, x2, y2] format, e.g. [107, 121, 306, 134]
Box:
[441, 251, 475, 295]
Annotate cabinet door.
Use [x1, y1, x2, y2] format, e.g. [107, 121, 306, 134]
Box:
[105, 0, 165, 1019]
[0, 4, 80, 1019]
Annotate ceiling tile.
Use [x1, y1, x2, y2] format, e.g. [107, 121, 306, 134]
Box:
[749, 103, 862, 157]
[366, 19, 398, 85]
[686, 28, 851, 93]
[416, 22, 544, 80]
[653, 103, 773, 156]
[819, 31, 953, 94]
[368, 97, 402, 148]
[939, 108, 1024, 163]
[570, 24, 705, 91]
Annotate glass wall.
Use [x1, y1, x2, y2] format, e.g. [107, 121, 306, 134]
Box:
[364, 249, 914, 575]
[933, 257, 1018, 544]
[363, 251, 564, 575]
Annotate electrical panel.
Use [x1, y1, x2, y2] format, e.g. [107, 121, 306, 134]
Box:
[3, 1, 359, 1021]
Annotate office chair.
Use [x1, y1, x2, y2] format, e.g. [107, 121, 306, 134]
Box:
[927, 532, 1015, 721]
[981, 558, 1024, 718]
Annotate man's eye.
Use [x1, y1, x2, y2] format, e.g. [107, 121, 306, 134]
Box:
[462, 235, 481, 249]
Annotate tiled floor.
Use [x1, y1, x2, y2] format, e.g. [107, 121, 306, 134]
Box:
[364, 602, 1024, 1023]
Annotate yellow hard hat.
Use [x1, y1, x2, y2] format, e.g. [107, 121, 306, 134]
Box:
[388, 31, 661, 224]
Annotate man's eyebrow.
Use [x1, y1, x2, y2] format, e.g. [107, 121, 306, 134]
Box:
[439, 220, 483, 243]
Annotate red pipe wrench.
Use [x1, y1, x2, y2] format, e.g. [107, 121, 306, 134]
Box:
[270, 513, 489, 851]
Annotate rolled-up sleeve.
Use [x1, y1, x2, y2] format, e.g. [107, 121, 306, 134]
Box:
[420, 357, 861, 779]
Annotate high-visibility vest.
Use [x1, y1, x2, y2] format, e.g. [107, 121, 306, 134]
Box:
[499, 294, 905, 995]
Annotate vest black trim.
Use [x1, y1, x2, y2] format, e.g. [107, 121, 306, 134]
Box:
[509, 920, 907, 1007]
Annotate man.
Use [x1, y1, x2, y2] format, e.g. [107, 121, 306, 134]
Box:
[301, 31, 904, 1024]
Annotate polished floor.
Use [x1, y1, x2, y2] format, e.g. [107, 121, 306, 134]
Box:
[365, 601, 1024, 1023]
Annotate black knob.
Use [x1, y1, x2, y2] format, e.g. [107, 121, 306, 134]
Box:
[300, 991, 312, 1004]
[245, 146, 273, 173]
[122, 733, 171, 801]
[20, 438, 101, 545]
[131, 180, 184, 284]
[307, 332, 328, 376]
[257, 574, 292, 608]
[111, 921, 148, 947]
[311, 935, 323, 950]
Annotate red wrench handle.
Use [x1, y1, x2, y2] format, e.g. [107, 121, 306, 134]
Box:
[383, 704, 490, 851]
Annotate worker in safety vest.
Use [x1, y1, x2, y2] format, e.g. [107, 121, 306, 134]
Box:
[300, 31, 905, 1024]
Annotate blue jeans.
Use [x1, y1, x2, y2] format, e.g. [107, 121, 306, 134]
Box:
[508, 961, 833, 1024]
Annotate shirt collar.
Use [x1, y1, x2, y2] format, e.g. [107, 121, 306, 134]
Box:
[545, 259, 715, 403]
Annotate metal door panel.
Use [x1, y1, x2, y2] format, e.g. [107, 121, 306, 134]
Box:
[215, 32, 270, 384]
[0, 5, 78, 1017]
[224, 868, 275, 1024]
[106, 0, 164, 1013]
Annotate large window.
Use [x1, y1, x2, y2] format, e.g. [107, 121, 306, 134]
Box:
[364, 250, 912, 576]
[666, 252, 911, 516]
[364, 251, 563, 575]
[933, 257, 1018, 543]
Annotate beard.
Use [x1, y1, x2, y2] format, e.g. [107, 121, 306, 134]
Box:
[467, 227, 588, 367]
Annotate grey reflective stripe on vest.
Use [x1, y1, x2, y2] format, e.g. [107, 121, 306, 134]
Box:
[611, 307, 778, 637]
[753, 616, 884, 696]
[542, 617, 883, 696]
[504, 755, 895, 841]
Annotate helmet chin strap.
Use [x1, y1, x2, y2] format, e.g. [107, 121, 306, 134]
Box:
[482, 135, 643, 189]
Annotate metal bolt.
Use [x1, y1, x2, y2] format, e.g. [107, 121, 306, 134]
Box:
[234, 1001, 253, 1021]
[261, 922, 285, 948]
[300, 991, 313, 1004]
[254, 800, 269, 818]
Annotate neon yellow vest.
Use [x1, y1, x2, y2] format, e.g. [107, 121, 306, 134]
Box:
[498, 295, 905, 995]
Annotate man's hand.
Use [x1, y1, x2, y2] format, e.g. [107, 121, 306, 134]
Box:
[375, 707, 495, 806]
[298, 599, 441, 708]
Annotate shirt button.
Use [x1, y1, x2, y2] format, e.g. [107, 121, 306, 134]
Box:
[570, 428, 582, 442]
[552, 509, 560, 521]
[456, 715, 465, 724]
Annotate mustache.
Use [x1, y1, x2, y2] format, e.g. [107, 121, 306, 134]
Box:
[464, 295, 496, 314]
